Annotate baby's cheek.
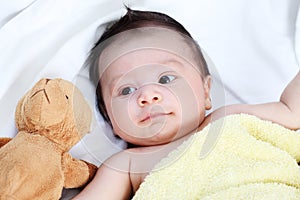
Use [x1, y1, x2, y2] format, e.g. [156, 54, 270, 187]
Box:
[109, 98, 138, 137]
[169, 81, 203, 130]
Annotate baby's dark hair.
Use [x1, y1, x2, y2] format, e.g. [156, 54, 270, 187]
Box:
[87, 7, 210, 126]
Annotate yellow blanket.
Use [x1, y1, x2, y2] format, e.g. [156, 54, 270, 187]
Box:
[133, 114, 300, 200]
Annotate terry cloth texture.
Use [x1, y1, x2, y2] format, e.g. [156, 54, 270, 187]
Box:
[133, 114, 300, 200]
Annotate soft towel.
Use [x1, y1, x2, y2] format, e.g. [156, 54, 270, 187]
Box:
[133, 114, 300, 200]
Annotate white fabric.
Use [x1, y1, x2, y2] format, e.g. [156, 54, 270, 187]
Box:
[138, 0, 300, 105]
[0, 0, 299, 198]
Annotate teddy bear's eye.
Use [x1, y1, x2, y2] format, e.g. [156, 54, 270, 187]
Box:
[65, 95, 69, 100]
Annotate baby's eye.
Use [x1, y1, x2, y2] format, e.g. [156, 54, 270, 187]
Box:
[120, 87, 136, 95]
[158, 75, 176, 84]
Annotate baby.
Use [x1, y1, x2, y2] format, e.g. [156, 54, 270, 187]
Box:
[73, 8, 300, 199]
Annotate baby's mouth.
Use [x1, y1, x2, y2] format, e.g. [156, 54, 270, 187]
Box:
[140, 112, 173, 123]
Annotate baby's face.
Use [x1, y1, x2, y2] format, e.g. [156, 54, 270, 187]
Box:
[100, 48, 211, 146]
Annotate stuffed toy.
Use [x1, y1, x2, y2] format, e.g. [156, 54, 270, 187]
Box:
[0, 78, 97, 200]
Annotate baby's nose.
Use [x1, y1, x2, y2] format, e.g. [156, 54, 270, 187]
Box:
[137, 89, 162, 107]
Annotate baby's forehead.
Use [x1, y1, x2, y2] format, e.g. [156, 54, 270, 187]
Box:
[98, 27, 198, 78]
[101, 48, 201, 87]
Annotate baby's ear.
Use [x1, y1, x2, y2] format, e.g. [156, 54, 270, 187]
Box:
[204, 76, 212, 110]
[203, 76, 211, 97]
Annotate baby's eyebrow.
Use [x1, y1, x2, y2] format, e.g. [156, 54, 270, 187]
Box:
[162, 59, 183, 67]
[109, 74, 123, 92]
[106, 59, 184, 92]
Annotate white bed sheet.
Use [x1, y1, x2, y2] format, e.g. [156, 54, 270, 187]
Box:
[0, 0, 299, 199]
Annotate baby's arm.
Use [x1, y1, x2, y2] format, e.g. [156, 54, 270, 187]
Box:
[72, 151, 133, 200]
[209, 71, 300, 130]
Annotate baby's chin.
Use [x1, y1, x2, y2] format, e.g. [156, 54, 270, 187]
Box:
[121, 128, 179, 147]
[118, 120, 201, 146]
[113, 119, 180, 146]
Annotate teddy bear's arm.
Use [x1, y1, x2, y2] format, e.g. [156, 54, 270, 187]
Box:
[0, 137, 12, 148]
[62, 153, 98, 188]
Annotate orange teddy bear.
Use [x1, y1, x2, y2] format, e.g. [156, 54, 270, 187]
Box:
[0, 78, 97, 200]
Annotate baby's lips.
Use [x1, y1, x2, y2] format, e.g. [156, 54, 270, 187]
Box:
[139, 112, 173, 123]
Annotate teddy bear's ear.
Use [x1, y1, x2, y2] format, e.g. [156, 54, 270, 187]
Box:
[15, 79, 47, 131]
[15, 92, 28, 131]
